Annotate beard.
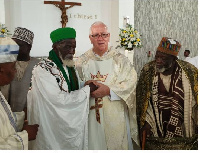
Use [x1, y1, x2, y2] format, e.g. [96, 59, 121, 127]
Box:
[156, 63, 172, 73]
[156, 67, 166, 73]
[59, 52, 75, 67]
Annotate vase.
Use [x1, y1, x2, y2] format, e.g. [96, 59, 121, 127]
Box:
[124, 49, 134, 65]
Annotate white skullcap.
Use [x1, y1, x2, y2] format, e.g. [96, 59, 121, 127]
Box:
[0, 37, 19, 63]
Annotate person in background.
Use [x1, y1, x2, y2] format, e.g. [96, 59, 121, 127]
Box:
[76, 21, 140, 150]
[183, 49, 191, 62]
[27, 27, 96, 149]
[137, 37, 198, 150]
[0, 37, 39, 150]
[0, 27, 40, 117]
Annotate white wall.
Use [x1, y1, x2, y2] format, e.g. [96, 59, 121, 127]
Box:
[4, 0, 134, 57]
[0, 0, 5, 24]
[119, 0, 134, 28]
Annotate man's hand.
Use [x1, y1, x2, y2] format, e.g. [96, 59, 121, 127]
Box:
[88, 82, 98, 93]
[84, 80, 96, 86]
[90, 82, 110, 98]
[22, 124, 39, 141]
[84, 80, 98, 93]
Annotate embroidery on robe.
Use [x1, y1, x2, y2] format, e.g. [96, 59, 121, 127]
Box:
[90, 71, 108, 123]
[152, 63, 184, 138]
[90, 71, 108, 82]
[0, 93, 18, 132]
[90, 98, 103, 124]
[31, 59, 68, 92]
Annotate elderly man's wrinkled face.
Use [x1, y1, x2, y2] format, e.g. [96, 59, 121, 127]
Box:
[54, 39, 76, 67]
[155, 51, 175, 73]
[0, 62, 16, 86]
[56, 39, 76, 60]
[89, 24, 110, 53]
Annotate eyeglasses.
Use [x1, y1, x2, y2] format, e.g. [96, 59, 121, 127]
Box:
[91, 33, 109, 39]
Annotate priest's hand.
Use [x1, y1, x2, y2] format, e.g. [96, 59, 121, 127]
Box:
[90, 82, 110, 98]
[22, 124, 39, 141]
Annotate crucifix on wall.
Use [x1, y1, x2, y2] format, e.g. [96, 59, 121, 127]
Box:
[44, 0, 81, 27]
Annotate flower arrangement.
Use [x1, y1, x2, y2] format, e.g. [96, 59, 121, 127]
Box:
[118, 24, 142, 51]
[0, 23, 11, 37]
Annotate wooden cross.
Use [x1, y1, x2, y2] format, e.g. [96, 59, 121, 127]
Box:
[90, 98, 103, 124]
[44, 0, 81, 27]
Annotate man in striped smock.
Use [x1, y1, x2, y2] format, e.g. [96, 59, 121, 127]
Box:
[137, 37, 198, 150]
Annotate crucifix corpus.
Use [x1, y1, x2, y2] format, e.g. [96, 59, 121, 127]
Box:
[44, 0, 81, 27]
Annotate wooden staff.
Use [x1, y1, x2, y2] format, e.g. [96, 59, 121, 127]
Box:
[142, 130, 146, 150]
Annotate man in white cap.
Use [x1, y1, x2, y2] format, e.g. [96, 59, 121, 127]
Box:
[0, 27, 40, 115]
[0, 37, 39, 150]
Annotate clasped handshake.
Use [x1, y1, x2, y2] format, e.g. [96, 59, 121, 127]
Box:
[84, 80, 110, 98]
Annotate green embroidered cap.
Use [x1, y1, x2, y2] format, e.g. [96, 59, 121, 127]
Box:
[50, 27, 76, 43]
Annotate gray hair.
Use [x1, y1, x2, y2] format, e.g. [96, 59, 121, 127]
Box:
[89, 21, 109, 35]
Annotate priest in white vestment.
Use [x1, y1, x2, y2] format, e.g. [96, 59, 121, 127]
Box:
[76, 21, 140, 150]
[27, 28, 94, 150]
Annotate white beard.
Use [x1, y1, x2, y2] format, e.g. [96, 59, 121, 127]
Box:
[156, 67, 166, 73]
[156, 63, 172, 73]
[59, 52, 75, 67]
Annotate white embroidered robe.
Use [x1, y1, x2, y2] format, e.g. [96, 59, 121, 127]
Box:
[76, 47, 140, 150]
[0, 92, 28, 150]
[27, 59, 90, 150]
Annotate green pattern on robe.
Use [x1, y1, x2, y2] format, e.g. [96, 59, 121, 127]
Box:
[49, 50, 79, 92]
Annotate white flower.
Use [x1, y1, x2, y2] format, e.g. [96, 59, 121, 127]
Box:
[128, 42, 132, 48]
[0, 23, 11, 36]
[118, 24, 142, 50]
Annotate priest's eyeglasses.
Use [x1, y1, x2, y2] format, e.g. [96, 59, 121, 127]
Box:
[91, 33, 109, 39]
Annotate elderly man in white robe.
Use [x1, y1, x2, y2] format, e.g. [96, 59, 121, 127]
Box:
[27, 27, 96, 150]
[0, 37, 39, 150]
[76, 21, 140, 150]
